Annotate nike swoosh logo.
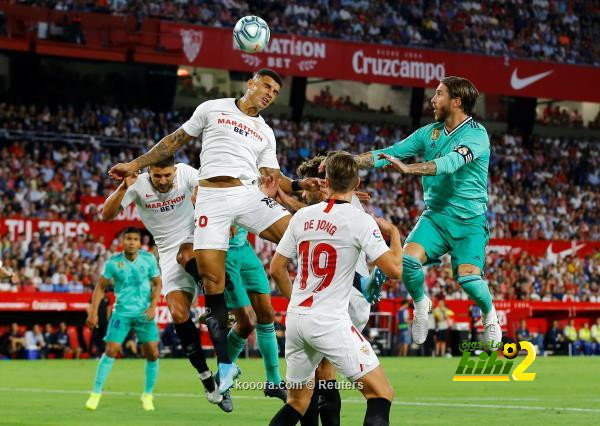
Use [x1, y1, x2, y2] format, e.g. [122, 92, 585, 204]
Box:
[510, 68, 553, 90]
[145, 194, 154, 198]
[545, 243, 585, 263]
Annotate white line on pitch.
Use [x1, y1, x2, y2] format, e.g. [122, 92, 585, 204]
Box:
[0, 387, 598, 414]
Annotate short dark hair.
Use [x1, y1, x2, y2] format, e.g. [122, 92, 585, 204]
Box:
[253, 68, 283, 88]
[325, 151, 358, 192]
[296, 155, 326, 179]
[122, 227, 142, 238]
[150, 155, 175, 169]
[441, 76, 479, 115]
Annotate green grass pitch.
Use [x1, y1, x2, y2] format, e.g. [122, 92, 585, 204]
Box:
[0, 356, 598, 425]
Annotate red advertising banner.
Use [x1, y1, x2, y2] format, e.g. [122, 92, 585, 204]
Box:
[80, 195, 141, 222]
[1, 215, 598, 259]
[487, 239, 600, 261]
[0, 217, 141, 246]
[153, 23, 600, 103]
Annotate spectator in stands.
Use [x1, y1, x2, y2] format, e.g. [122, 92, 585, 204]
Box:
[24, 324, 45, 359]
[578, 322, 593, 356]
[48, 321, 75, 359]
[7, 322, 26, 358]
[273, 312, 286, 357]
[160, 322, 182, 358]
[564, 319, 579, 355]
[433, 300, 453, 357]
[592, 318, 600, 355]
[530, 329, 545, 356]
[545, 320, 565, 355]
[396, 300, 411, 357]
[42, 323, 54, 357]
[516, 320, 531, 343]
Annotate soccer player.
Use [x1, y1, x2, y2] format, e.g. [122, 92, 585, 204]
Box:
[101, 157, 229, 409]
[85, 227, 161, 411]
[277, 155, 386, 425]
[224, 226, 287, 399]
[177, 224, 287, 402]
[353, 76, 502, 346]
[269, 152, 402, 426]
[108, 68, 320, 393]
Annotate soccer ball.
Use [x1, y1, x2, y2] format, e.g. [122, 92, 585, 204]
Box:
[233, 16, 270, 53]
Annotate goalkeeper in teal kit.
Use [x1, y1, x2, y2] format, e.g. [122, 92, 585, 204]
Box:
[354, 76, 501, 346]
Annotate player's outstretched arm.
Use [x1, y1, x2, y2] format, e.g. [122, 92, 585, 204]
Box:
[260, 167, 324, 194]
[270, 252, 293, 299]
[353, 152, 375, 169]
[109, 128, 193, 179]
[371, 217, 403, 279]
[102, 174, 138, 220]
[377, 153, 437, 176]
[86, 277, 110, 328]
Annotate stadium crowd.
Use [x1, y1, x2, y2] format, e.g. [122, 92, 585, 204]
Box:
[16, 0, 600, 65]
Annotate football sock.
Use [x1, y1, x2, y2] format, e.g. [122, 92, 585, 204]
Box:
[144, 359, 159, 394]
[92, 354, 115, 393]
[300, 391, 319, 426]
[271, 403, 303, 426]
[458, 275, 493, 314]
[319, 381, 341, 426]
[173, 318, 215, 391]
[256, 322, 282, 384]
[184, 258, 202, 285]
[402, 255, 425, 303]
[227, 329, 247, 362]
[364, 398, 391, 426]
[204, 293, 232, 364]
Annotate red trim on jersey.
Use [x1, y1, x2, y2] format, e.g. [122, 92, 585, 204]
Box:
[298, 295, 313, 307]
[323, 199, 335, 213]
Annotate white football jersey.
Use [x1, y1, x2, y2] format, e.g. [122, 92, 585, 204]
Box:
[351, 193, 369, 277]
[121, 163, 198, 253]
[276, 199, 390, 319]
[181, 98, 279, 181]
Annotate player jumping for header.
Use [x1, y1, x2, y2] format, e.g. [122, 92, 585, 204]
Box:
[353, 76, 502, 347]
[108, 68, 321, 394]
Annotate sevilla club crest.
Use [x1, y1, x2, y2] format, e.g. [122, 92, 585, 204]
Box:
[180, 29, 203, 63]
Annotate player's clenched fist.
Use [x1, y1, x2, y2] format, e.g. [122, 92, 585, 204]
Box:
[374, 216, 397, 238]
[86, 312, 98, 329]
[108, 162, 137, 180]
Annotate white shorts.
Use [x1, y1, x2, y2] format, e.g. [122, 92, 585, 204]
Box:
[159, 236, 196, 297]
[193, 185, 290, 251]
[285, 312, 379, 384]
[348, 286, 371, 331]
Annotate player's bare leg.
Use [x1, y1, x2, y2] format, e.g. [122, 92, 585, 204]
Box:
[140, 342, 159, 411]
[248, 292, 287, 401]
[355, 366, 394, 426]
[402, 242, 432, 344]
[177, 243, 203, 288]
[270, 380, 315, 426]
[195, 248, 240, 394]
[457, 264, 500, 346]
[86, 341, 122, 410]
[259, 215, 291, 243]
